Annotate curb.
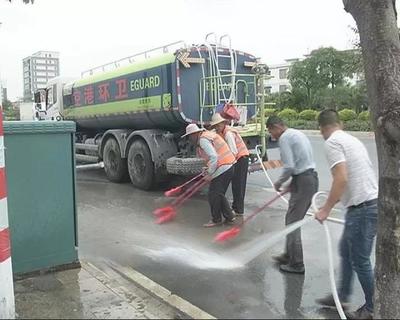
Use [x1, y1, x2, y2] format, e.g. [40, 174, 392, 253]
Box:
[83, 262, 216, 320]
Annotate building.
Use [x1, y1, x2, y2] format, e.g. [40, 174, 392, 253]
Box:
[2, 87, 7, 102]
[264, 58, 299, 94]
[22, 51, 60, 101]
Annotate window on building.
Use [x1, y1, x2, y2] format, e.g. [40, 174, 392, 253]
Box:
[265, 86, 272, 94]
[279, 68, 288, 79]
[279, 85, 289, 93]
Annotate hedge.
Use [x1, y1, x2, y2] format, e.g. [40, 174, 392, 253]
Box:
[358, 111, 370, 121]
[277, 108, 298, 120]
[339, 108, 357, 121]
[299, 109, 318, 121]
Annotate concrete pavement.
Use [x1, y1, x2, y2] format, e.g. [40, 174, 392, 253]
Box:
[14, 261, 214, 319]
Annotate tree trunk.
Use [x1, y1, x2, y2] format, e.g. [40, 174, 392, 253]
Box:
[343, 1, 400, 318]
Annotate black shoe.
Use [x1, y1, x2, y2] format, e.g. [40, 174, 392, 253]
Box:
[316, 294, 349, 310]
[224, 217, 236, 225]
[345, 305, 373, 320]
[279, 263, 305, 274]
[232, 209, 244, 217]
[272, 253, 289, 264]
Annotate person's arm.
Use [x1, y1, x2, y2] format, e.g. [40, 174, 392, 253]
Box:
[225, 131, 238, 157]
[275, 137, 294, 191]
[199, 137, 218, 175]
[316, 140, 348, 223]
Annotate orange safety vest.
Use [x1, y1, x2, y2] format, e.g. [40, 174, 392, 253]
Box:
[197, 131, 236, 168]
[222, 127, 250, 160]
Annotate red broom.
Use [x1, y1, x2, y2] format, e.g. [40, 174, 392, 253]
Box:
[154, 176, 210, 224]
[164, 172, 204, 197]
[214, 190, 289, 242]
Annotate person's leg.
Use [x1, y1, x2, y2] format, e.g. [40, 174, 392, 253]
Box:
[219, 167, 235, 221]
[207, 176, 224, 223]
[232, 156, 248, 215]
[338, 216, 354, 302]
[285, 172, 318, 269]
[350, 202, 377, 312]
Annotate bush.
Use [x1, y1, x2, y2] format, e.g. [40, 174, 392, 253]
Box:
[286, 119, 318, 130]
[338, 108, 357, 121]
[299, 109, 318, 121]
[264, 108, 277, 117]
[358, 111, 370, 121]
[277, 108, 298, 120]
[343, 120, 372, 131]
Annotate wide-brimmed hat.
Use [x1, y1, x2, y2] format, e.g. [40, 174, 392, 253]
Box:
[181, 123, 205, 138]
[209, 113, 227, 127]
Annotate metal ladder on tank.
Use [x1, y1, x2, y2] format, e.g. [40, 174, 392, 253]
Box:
[81, 41, 187, 78]
[199, 33, 238, 126]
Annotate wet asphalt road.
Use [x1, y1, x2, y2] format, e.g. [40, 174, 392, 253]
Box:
[77, 133, 377, 319]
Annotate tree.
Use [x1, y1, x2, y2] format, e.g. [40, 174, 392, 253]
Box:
[343, 1, 400, 318]
[289, 58, 322, 104]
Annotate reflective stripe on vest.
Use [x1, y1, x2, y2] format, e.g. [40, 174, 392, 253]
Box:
[223, 127, 249, 160]
[198, 131, 236, 167]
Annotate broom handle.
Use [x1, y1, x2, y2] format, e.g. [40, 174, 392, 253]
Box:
[171, 176, 208, 207]
[173, 178, 210, 208]
[239, 190, 289, 227]
[174, 172, 204, 190]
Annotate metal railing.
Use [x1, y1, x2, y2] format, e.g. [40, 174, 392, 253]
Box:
[81, 40, 186, 78]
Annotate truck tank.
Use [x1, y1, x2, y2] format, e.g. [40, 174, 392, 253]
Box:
[62, 45, 258, 132]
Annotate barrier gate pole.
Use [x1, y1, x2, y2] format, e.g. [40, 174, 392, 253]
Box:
[0, 112, 15, 319]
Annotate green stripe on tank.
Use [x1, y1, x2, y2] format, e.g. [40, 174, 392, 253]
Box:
[63, 96, 162, 119]
[75, 53, 176, 87]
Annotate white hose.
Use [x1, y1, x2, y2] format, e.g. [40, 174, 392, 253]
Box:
[312, 192, 346, 320]
[253, 145, 346, 319]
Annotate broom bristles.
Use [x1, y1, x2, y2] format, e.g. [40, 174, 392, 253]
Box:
[153, 206, 175, 217]
[156, 211, 177, 224]
[164, 187, 182, 197]
[214, 227, 241, 242]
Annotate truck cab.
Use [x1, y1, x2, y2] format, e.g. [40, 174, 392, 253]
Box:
[34, 77, 73, 121]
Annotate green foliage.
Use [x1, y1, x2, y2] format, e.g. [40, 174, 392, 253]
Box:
[338, 108, 357, 121]
[343, 120, 372, 131]
[284, 119, 372, 132]
[285, 120, 319, 130]
[358, 110, 370, 121]
[1, 99, 19, 120]
[264, 108, 277, 117]
[299, 109, 318, 121]
[277, 108, 298, 120]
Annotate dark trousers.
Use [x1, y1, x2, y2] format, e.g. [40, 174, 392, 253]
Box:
[285, 169, 319, 267]
[208, 167, 234, 223]
[231, 156, 249, 214]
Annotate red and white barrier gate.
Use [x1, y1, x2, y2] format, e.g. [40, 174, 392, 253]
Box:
[0, 112, 15, 319]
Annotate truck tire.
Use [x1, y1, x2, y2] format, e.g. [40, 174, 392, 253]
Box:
[127, 139, 154, 190]
[103, 138, 129, 182]
[166, 156, 205, 176]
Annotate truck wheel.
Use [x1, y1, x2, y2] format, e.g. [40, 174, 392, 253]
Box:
[103, 138, 128, 182]
[127, 139, 154, 190]
[166, 156, 205, 176]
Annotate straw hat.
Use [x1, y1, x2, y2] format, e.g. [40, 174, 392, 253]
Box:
[181, 123, 205, 138]
[210, 113, 227, 127]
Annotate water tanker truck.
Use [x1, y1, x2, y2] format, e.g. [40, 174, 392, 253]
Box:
[35, 36, 270, 190]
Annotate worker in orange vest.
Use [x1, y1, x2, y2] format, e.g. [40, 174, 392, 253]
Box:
[210, 113, 250, 216]
[181, 123, 236, 227]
